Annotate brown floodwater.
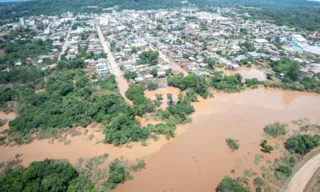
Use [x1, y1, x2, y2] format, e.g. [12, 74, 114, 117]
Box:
[217, 66, 267, 81]
[116, 76, 132, 104]
[145, 87, 181, 109]
[116, 88, 320, 192]
[0, 112, 16, 132]
[1, 88, 320, 192]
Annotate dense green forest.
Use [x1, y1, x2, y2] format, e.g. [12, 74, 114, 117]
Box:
[192, 0, 320, 31]
[0, 154, 146, 191]
[247, 6, 320, 31]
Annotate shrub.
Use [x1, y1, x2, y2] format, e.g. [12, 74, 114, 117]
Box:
[264, 122, 287, 138]
[147, 82, 158, 91]
[244, 169, 256, 177]
[0, 118, 7, 126]
[226, 138, 240, 151]
[261, 140, 274, 153]
[217, 176, 249, 192]
[130, 160, 146, 171]
[245, 78, 259, 87]
[253, 177, 268, 186]
[254, 154, 263, 165]
[276, 165, 292, 179]
[108, 159, 131, 184]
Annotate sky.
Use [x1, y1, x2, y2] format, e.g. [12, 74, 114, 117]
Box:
[0, 0, 29, 2]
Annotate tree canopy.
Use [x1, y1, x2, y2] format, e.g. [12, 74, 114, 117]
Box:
[168, 73, 209, 98]
[138, 50, 159, 65]
[0, 159, 79, 192]
[217, 176, 249, 192]
[286, 134, 320, 155]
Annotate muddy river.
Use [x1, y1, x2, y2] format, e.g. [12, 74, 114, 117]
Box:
[1, 87, 320, 192]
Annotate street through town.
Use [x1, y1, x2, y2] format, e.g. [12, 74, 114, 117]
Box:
[58, 26, 71, 61]
[96, 25, 129, 100]
[96, 25, 122, 77]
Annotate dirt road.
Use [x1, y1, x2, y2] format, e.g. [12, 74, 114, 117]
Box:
[286, 153, 320, 192]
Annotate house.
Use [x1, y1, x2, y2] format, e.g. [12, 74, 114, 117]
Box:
[135, 76, 144, 83]
[96, 63, 109, 77]
[227, 44, 241, 51]
[85, 59, 95, 65]
[310, 64, 320, 76]
[157, 71, 166, 78]
[225, 63, 240, 71]
[254, 39, 268, 45]
[144, 74, 153, 81]
[199, 63, 208, 68]
[302, 45, 320, 56]
[246, 52, 261, 59]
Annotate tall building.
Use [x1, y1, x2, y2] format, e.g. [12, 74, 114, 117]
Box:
[147, 12, 156, 21]
[19, 17, 25, 26]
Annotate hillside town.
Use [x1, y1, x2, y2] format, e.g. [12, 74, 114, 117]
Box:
[1, 5, 320, 192]
[1, 7, 320, 88]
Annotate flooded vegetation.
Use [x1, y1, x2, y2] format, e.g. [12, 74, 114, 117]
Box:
[1, 87, 320, 191]
[116, 88, 320, 192]
[216, 66, 267, 81]
[0, 111, 16, 132]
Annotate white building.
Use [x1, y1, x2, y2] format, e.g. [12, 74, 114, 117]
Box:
[290, 34, 307, 43]
[99, 15, 109, 26]
[19, 17, 25, 26]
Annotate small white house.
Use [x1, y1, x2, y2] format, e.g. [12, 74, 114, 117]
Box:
[157, 71, 166, 78]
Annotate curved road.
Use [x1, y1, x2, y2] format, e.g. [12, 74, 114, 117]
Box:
[286, 153, 320, 192]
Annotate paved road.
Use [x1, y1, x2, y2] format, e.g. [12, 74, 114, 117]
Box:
[286, 153, 320, 192]
[96, 25, 130, 100]
[58, 27, 71, 62]
[96, 25, 122, 77]
[149, 45, 188, 75]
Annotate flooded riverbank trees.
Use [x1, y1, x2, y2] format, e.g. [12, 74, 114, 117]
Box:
[167, 73, 209, 98]
[264, 122, 288, 138]
[211, 72, 243, 92]
[267, 58, 320, 93]
[286, 134, 320, 155]
[217, 176, 249, 192]
[2, 69, 149, 145]
[0, 154, 146, 191]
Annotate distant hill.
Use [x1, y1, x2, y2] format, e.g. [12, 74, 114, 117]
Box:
[190, 0, 320, 7]
[0, 0, 319, 20]
[0, 0, 182, 19]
